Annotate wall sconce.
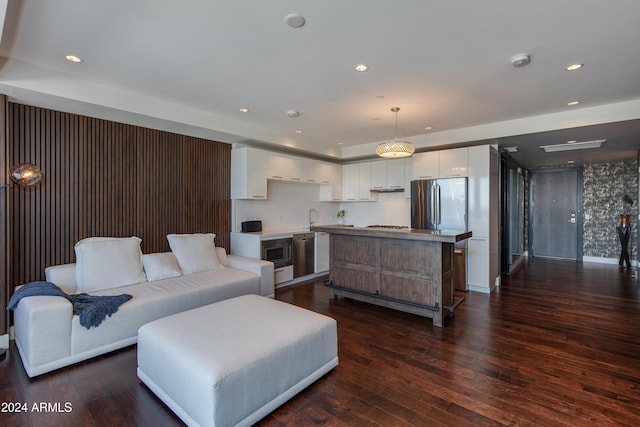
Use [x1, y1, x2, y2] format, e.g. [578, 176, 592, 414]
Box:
[1, 163, 43, 189]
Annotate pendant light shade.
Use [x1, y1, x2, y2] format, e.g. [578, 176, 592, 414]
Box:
[376, 107, 415, 158]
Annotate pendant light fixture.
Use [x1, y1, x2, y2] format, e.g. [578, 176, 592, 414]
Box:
[376, 107, 415, 158]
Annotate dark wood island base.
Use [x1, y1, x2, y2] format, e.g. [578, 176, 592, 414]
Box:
[311, 225, 471, 327]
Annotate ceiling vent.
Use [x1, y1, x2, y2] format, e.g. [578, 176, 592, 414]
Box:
[540, 139, 605, 152]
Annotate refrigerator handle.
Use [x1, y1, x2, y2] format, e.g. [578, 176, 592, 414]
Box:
[437, 184, 442, 226]
[430, 183, 437, 227]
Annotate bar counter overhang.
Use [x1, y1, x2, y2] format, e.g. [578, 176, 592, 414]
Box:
[310, 225, 472, 327]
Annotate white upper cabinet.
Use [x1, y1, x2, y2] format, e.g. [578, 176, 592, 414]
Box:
[316, 161, 340, 185]
[386, 158, 406, 189]
[370, 160, 387, 190]
[411, 147, 469, 180]
[438, 147, 468, 178]
[370, 159, 406, 191]
[358, 162, 373, 200]
[318, 162, 343, 201]
[268, 153, 305, 182]
[342, 163, 359, 201]
[231, 146, 269, 199]
[343, 163, 376, 201]
[268, 153, 328, 184]
[267, 152, 293, 181]
[403, 158, 412, 198]
[232, 147, 342, 200]
[411, 151, 439, 180]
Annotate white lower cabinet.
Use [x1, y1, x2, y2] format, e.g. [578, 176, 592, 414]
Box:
[467, 237, 490, 293]
[315, 232, 329, 273]
[231, 232, 291, 285]
[274, 265, 293, 284]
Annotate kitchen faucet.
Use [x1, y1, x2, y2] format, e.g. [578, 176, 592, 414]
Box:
[308, 208, 318, 227]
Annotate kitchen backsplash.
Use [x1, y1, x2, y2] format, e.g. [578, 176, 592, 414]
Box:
[335, 193, 411, 227]
[233, 180, 337, 232]
[233, 180, 411, 232]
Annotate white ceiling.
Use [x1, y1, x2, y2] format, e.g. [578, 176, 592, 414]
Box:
[1, 0, 639, 167]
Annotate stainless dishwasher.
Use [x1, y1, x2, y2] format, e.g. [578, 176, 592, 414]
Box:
[293, 233, 315, 278]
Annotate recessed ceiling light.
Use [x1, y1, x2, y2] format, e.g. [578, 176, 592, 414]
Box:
[338, 142, 344, 145]
[565, 64, 583, 71]
[567, 140, 577, 144]
[295, 130, 303, 134]
[65, 55, 82, 63]
[567, 160, 575, 164]
[354, 64, 369, 72]
[424, 126, 434, 131]
[239, 108, 249, 113]
[567, 100, 580, 106]
[503, 146, 519, 153]
[284, 14, 305, 28]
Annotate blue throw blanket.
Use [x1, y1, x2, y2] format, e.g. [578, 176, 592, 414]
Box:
[7, 281, 132, 329]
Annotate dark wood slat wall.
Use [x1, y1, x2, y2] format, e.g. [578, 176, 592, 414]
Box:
[1, 96, 8, 334]
[6, 102, 231, 292]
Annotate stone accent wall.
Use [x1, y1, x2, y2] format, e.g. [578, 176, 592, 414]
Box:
[583, 160, 638, 259]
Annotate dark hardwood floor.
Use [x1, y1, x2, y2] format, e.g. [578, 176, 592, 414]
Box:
[1, 258, 639, 426]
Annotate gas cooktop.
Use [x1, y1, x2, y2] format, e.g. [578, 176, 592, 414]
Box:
[366, 225, 410, 229]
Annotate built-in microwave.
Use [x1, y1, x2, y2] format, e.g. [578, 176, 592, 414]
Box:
[261, 238, 293, 268]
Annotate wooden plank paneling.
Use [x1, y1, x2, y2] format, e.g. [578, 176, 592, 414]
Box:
[6, 103, 231, 294]
[1, 96, 8, 334]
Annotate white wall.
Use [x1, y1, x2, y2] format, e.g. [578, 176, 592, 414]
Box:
[233, 180, 338, 232]
[233, 180, 412, 231]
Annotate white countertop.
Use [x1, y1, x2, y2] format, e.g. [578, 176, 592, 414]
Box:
[231, 228, 311, 239]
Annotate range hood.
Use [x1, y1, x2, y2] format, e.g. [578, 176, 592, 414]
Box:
[370, 187, 405, 193]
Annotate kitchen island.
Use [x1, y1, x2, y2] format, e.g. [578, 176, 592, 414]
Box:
[310, 225, 471, 327]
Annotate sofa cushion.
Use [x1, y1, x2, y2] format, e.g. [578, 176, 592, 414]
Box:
[143, 252, 182, 281]
[74, 237, 147, 292]
[215, 247, 229, 267]
[70, 268, 261, 355]
[167, 233, 221, 274]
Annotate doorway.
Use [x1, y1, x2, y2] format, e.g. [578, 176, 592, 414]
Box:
[500, 154, 526, 274]
[529, 167, 583, 260]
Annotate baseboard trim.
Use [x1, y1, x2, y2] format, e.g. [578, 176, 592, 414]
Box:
[583, 256, 638, 267]
[0, 333, 8, 350]
[468, 285, 491, 294]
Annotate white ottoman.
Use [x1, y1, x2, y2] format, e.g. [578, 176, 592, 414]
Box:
[137, 294, 338, 427]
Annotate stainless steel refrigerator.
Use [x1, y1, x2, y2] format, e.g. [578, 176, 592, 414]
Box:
[411, 178, 468, 230]
[411, 178, 468, 290]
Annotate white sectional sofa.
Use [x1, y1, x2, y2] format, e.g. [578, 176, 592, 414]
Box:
[12, 234, 274, 377]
